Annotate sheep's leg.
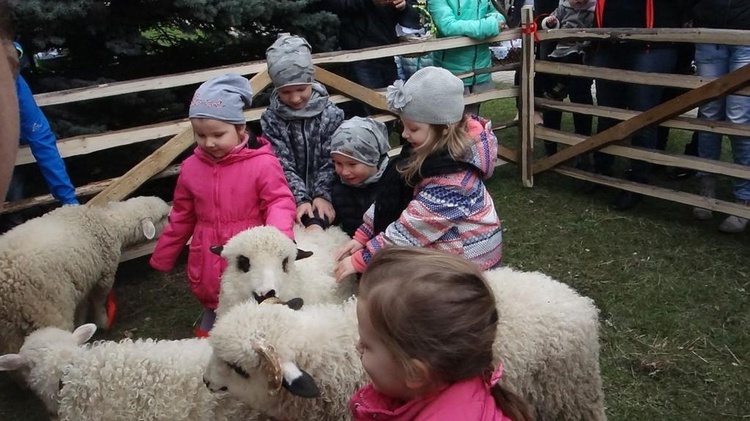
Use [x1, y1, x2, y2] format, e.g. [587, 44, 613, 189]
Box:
[89, 272, 116, 330]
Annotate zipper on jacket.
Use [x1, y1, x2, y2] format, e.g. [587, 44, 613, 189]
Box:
[458, 0, 461, 16]
[213, 166, 220, 234]
[302, 120, 310, 197]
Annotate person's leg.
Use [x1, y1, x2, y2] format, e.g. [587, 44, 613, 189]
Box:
[589, 45, 626, 176]
[692, 43, 729, 220]
[719, 45, 750, 232]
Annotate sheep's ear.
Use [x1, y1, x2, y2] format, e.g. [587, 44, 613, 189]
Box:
[73, 324, 97, 345]
[296, 249, 313, 261]
[285, 298, 304, 310]
[0, 354, 28, 371]
[141, 218, 156, 240]
[281, 362, 320, 398]
[209, 245, 223, 256]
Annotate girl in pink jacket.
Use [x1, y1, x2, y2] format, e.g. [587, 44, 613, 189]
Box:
[350, 247, 532, 421]
[150, 74, 296, 337]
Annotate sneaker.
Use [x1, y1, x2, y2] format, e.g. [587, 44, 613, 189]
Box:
[194, 327, 210, 338]
[719, 215, 748, 233]
[692, 176, 716, 220]
[718, 200, 749, 233]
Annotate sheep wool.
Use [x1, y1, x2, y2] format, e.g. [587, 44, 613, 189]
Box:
[0, 196, 171, 358]
[215, 225, 354, 319]
[205, 267, 606, 421]
[0, 324, 264, 421]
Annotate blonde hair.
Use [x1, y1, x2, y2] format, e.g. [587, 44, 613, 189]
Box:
[359, 247, 533, 421]
[398, 118, 472, 185]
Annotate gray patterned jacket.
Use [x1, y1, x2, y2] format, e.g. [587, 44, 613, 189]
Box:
[260, 82, 345, 205]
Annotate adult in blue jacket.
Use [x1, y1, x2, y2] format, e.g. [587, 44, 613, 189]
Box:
[15, 74, 78, 205]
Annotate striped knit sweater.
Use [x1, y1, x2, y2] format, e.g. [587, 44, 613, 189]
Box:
[351, 116, 502, 272]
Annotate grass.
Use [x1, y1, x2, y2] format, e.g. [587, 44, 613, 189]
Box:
[1, 98, 748, 420]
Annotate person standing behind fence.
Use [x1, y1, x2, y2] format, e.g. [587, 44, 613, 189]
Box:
[261, 35, 345, 231]
[350, 247, 533, 421]
[333, 67, 503, 282]
[150, 74, 297, 337]
[330, 117, 391, 237]
[690, 0, 750, 233]
[321, 0, 419, 90]
[538, 0, 595, 159]
[588, 0, 685, 211]
[428, 0, 507, 116]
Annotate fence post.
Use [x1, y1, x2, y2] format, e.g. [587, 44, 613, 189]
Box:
[519, 5, 535, 187]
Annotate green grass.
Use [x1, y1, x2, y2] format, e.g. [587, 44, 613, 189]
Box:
[1, 98, 748, 420]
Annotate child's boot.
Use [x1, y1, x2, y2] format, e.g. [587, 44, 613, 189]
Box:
[718, 200, 749, 233]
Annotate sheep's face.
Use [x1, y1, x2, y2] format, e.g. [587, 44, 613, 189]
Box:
[213, 226, 313, 303]
[204, 352, 272, 410]
[108, 196, 171, 248]
[0, 324, 96, 416]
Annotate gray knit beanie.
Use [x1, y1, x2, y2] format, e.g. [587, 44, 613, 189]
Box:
[189, 74, 253, 125]
[386, 66, 465, 125]
[330, 117, 390, 166]
[266, 35, 315, 89]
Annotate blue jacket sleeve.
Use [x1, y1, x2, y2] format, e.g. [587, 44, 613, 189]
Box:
[17, 76, 78, 205]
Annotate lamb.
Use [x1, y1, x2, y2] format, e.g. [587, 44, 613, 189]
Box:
[212, 225, 354, 318]
[203, 266, 607, 421]
[0, 324, 262, 421]
[0, 196, 170, 357]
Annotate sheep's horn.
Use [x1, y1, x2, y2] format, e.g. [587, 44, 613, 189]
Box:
[209, 245, 223, 256]
[252, 339, 283, 394]
[296, 249, 313, 260]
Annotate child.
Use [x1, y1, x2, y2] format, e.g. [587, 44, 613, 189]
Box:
[351, 247, 533, 421]
[150, 74, 296, 337]
[330, 117, 391, 237]
[334, 67, 502, 282]
[539, 0, 595, 102]
[261, 34, 345, 231]
[428, 0, 507, 115]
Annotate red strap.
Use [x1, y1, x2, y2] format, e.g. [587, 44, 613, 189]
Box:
[646, 0, 654, 28]
[522, 20, 539, 42]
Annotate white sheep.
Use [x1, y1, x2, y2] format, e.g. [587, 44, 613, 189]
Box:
[212, 225, 354, 318]
[0, 196, 171, 358]
[203, 267, 606, 421]
[0, 324, 265, 421]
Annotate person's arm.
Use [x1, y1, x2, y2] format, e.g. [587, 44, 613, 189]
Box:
[261, 110, 310, 205]
[149, 169, 196, 272]
[312, 105, 344, 202]
[257, 152, 297, 240]
[350, 183, 469, 272]
[17, 75, 78, 205]
[428, 0, 500, 39]
[0, 40, 18, 204]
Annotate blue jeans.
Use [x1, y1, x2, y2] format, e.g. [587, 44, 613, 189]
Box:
[695, 43, 750, 201]
[349, 57, 398, 90]
[589, 44, 677, 179]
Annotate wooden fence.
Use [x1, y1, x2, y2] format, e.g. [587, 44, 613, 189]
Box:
[5, 7, 750, 261]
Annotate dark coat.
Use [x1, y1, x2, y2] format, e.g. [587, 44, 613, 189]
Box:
[595, 0, 688, 28]
[692, 0, 750, 30]
[331, 180, 379, 237]
[321, 0, 419, 50]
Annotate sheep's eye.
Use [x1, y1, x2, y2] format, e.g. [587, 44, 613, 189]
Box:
[237, 256, 250, 273]
[282, 257, 289, 273]
[226, 361, 250, 379]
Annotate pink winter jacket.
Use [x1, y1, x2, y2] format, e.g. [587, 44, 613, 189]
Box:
[149, 136, 296, 309]
[350, 376, 513, 421]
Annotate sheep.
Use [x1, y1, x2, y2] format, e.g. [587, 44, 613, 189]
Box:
[0, 196, 171, 358]
[0, 324, 264, 421]
[212, 225, 354, 318]
[203, 266, 606, 421]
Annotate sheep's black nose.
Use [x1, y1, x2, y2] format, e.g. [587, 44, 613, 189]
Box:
[266, 290, 276, 298]
[203, 377, 210, 388]
[219, 386, 228, 392]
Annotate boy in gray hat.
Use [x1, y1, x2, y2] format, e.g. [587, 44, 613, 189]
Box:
[261, 34, 345, 231]
[330, 117, 391, 236]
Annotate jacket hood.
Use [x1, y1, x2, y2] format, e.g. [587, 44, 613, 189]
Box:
[193, 134, 276, 166]
[461, 115, 498, 179]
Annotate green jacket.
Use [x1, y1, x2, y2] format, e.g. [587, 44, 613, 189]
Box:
[428, 0, 501, 86]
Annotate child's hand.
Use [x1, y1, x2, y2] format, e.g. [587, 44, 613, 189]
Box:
[542, 16, 559, 30]
[296, 202, 314, 224]
[392, 0, 406, 10]
[335, 239, 364, 261]
[312, 197, 336, 223]
[334, 256, 357, 283]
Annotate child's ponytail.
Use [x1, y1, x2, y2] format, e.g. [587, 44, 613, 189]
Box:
[491, 383, 534, 421]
